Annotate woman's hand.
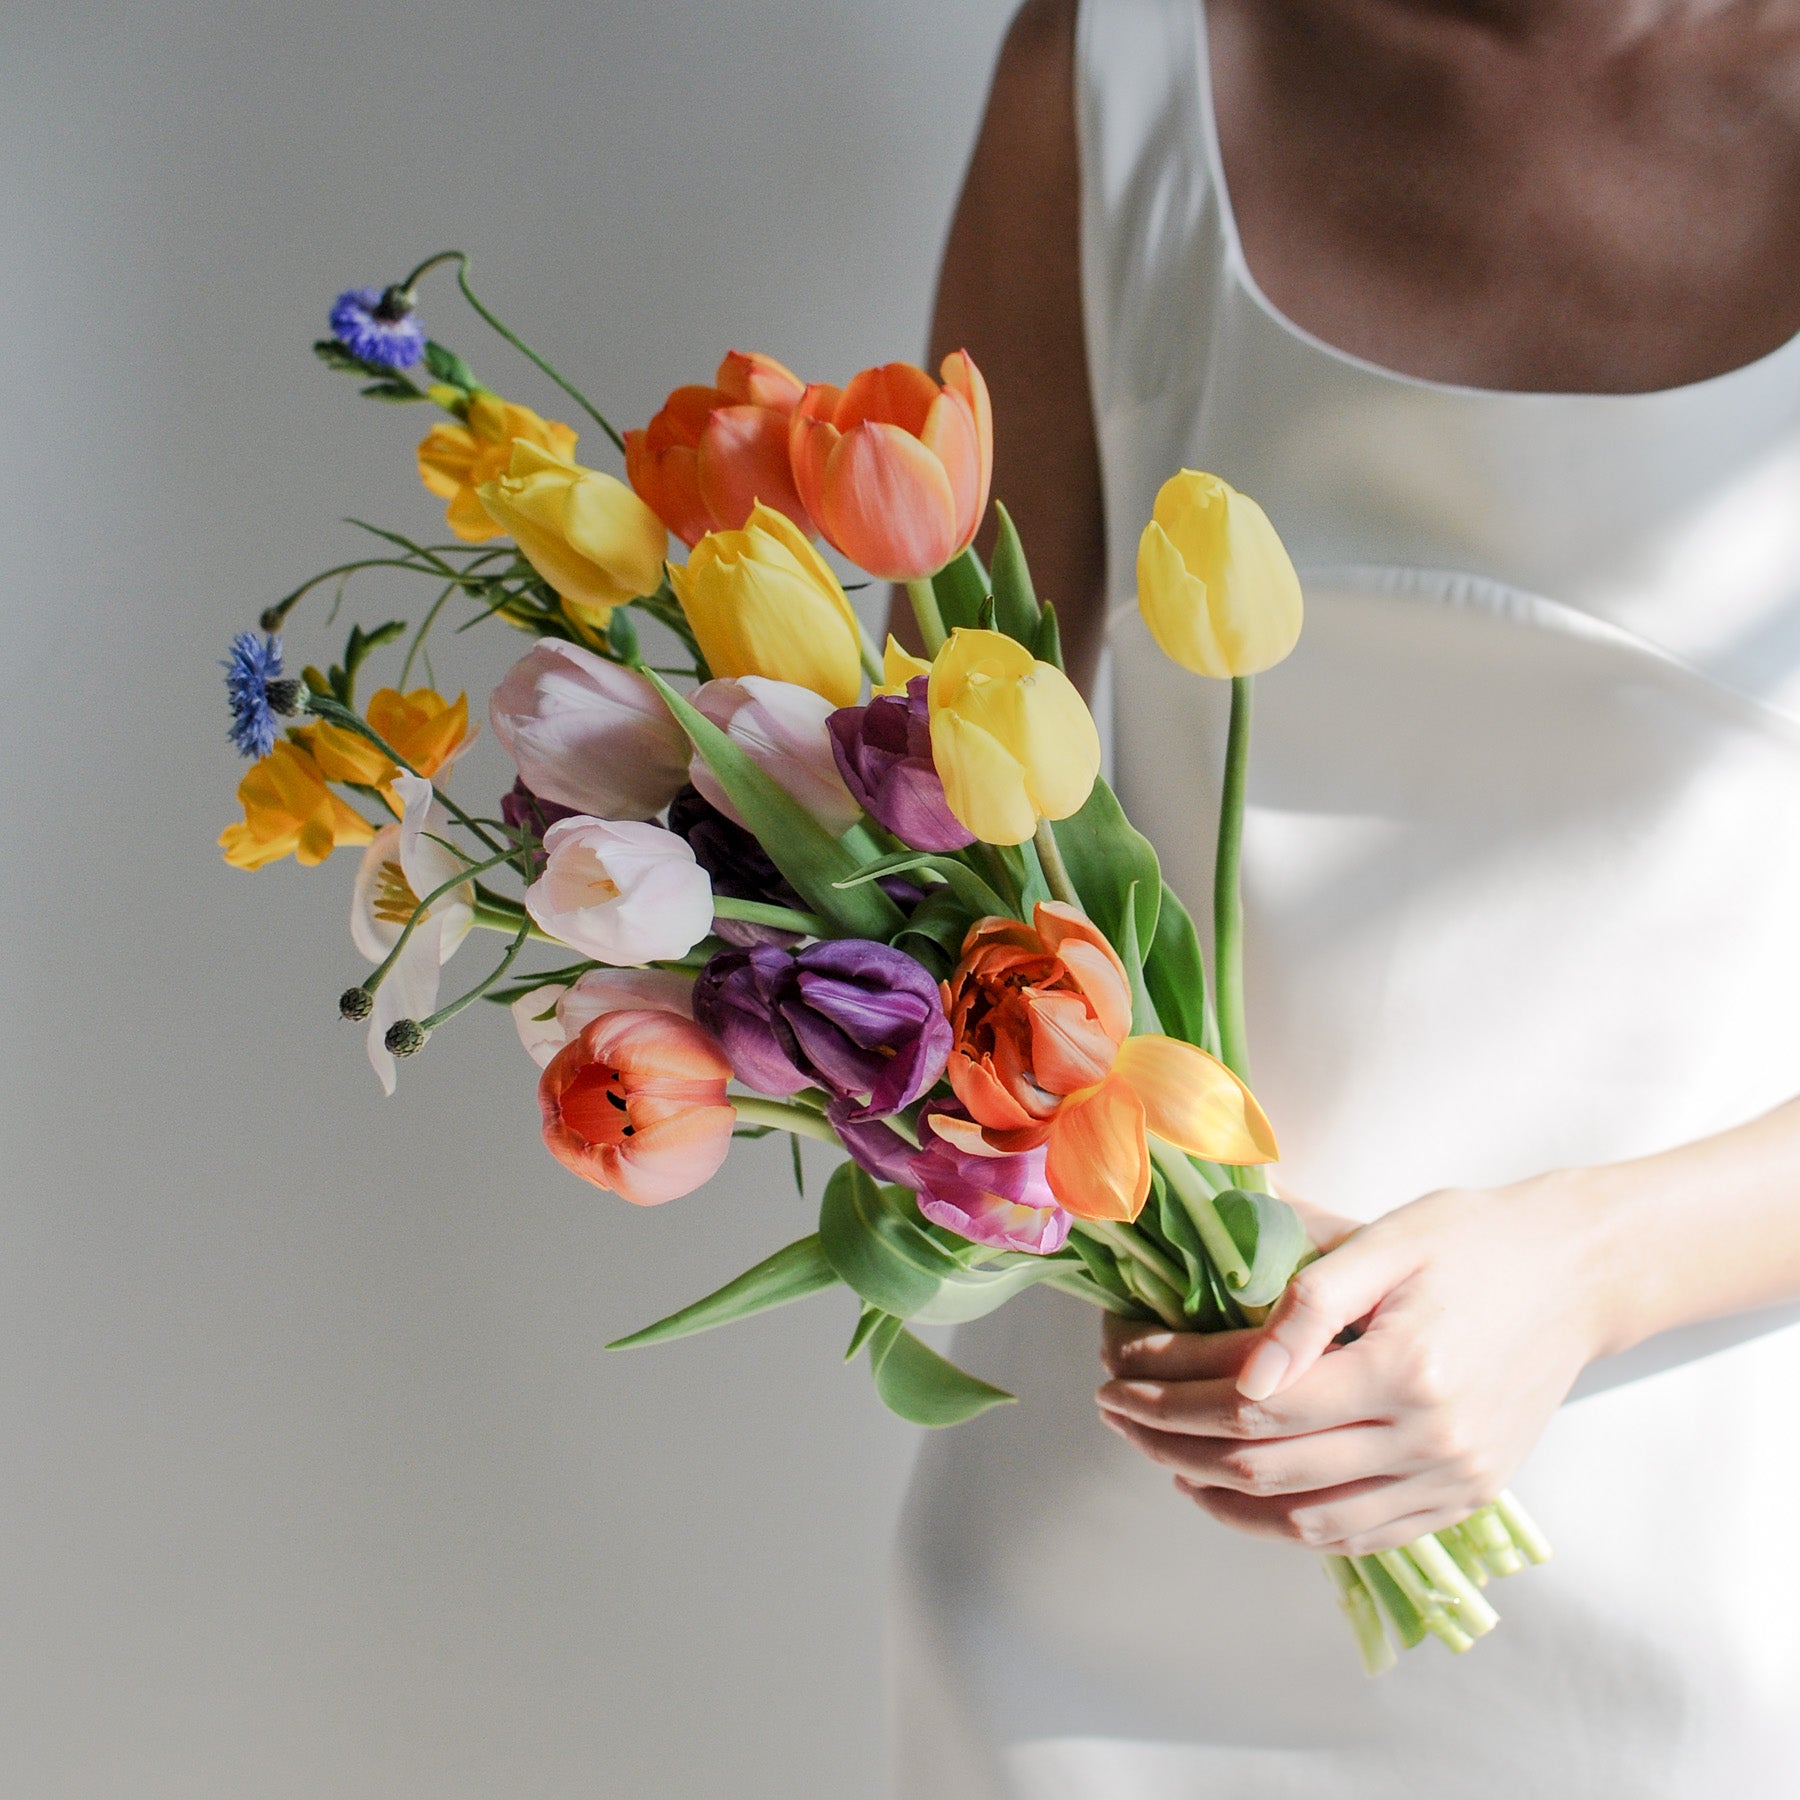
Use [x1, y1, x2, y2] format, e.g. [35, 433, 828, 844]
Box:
[1095, 1173, 1613, 1554]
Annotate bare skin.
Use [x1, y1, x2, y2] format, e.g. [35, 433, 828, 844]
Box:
[915, 0, 1800, 1554]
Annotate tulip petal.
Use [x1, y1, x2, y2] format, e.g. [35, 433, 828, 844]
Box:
[835, 361, 940, 436]
[1024, 989, 1121, 1094]
[1043, 1075, 1152, 1222]
[929, 707, 1039, 846]
[1113, 1033, 1279, 1165]
[919, 387, 984, 555]
[820, 423, 961, 582]
[939, 348, 994, 531]
[697, 404, 811, 535]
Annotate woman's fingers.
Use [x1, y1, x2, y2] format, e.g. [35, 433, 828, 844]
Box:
[1100, 1317, 1260, 1380]
[1179, 1471, 1465, 1555]
[1100, 1413, 1402, 1496]
[1097, 1335, 1387, 1438]
[1236, 1226, 1424, 1402]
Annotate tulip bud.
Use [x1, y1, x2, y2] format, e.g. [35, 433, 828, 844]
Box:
[489, 641, 690, 820]
[524, 817, 715, 965]
[788, 351, 993, 581]
[1135, 470, 1303, 678]
[689, 676, 861, 836]
[667, 503, 863, 708]
[624, 350, 813, 547]
[476, 440, 668, 631]
[926, 629, 1100, 846]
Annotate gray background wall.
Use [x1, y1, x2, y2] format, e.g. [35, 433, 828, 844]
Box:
[0, 2, 1014, 1792]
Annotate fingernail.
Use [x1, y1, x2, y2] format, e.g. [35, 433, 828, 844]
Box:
[1237, 1341, 1290, 1401]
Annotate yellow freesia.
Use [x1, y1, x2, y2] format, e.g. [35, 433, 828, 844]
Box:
[417, 393, 578, 543]
[926, 628, 1100, 845]
[874, 635, 932, 697]
[668, 502, 863, 707]
[298, 687, 472, 809]
[476, 440, 667, 631]
[1135, 469, 1302, 678]
[220, 741, 378, 871]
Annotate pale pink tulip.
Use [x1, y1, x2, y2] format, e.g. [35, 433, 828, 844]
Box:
[512, 968, 696, 1068]
[525, 817, 714, 964]
[688, 675, 861, 836]
[489, 641, 690, 820]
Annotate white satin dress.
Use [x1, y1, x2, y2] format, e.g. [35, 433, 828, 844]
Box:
[890, 2, 1800, 1793]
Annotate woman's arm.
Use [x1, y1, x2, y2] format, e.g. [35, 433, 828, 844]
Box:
[1097, 1093, 1800, 1555]
[890, 0, 1108, 694]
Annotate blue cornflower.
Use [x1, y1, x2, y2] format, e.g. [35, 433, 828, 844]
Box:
[222, 631, 288, 759]
[329, 285, 426, 370]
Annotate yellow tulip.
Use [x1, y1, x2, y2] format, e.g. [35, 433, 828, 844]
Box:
[874, 634, 932, 697]
[668, 502, 863, 708]
[1136, 470, 1302, 677]
[926, 628, 1100, 845]
[299, 687, 473, 808]
[476, 440, 668, 632]
[219, 741, 378, 871]
[417, 392, 579, 543]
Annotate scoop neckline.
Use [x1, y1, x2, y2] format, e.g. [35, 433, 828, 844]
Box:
[1189, 0, 1800, 404]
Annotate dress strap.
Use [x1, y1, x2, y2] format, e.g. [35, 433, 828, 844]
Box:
[1075, 0, 1227, 420]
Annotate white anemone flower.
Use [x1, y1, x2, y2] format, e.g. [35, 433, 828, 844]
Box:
[350, 772, 476, 1094]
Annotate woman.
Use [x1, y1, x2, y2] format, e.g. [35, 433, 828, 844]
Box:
[892, 0, 1800, 1792]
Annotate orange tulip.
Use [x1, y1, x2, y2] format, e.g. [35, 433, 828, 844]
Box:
[788, 350, 993, 581]
[942, 903, 1277, 1222]
[539, 1009, 737, 1206]
[624, 350, 812, 547]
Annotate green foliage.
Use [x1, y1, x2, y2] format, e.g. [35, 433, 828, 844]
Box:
[1034, 601, 1064, 670]
[893, 884, 976, 981]
[1050, 776, 1161, 957]
[1214, 1189, 1309, 1307]
[1116, 880, 1163, 1036]
[834, 849, 1010, 922]
[325, 619, 406, 706]
[870, 1322, 1015, 1426]
[931, 546, 990, 633]
[989, 502, 1042, 645]
[423, 339, 481, 392]
[646, 672, 902, 939]
[605, 1234, 839, 1349]
[1144, 883, 1218, 1055]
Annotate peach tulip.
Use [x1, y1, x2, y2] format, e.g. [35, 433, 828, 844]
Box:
[624, 350, 813, 546]
[539, 1009, 736, 1205]
[788, 350, 993, 581]
[942, 902, 1277, 1222]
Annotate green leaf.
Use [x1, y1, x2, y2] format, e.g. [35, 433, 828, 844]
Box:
[358, 378, 429, 403]
[819, 1162, 964, 1318]
[833, 850, 1010, 921]
[893, 884, 976, 978]
[1214, 1189, 1309, 1307]
[1050, 777, 1161, 957]
[312, 337, 389, 377]
[423, 339, 480, 390]
[645, 671, 901, 939]
[1144, 882, 1218, 1055]
[1116, 880, 1163, 1036]
[989, 502, 1042, 644]
[932, 546, 990, 633]
[909, 1254, 1065, 1325]
[1068, 1230, 1135, 1307]
[606, 607, 641, 665]
[869, 1324, 1015, 1426]
[1034, 600, 1064, 670]
[606, 1234, 839, 1348]
[845, 1302, 890, 1362]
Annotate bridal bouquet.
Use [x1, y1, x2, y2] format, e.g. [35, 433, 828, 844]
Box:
[218, 253, 1549, 1672]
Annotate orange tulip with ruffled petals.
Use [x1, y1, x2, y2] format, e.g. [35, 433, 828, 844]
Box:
[942, 903, 1277, 1222]
[788, 350, 993, 581]
[625, 350, 813, 547]
[539, 1009, 736, 1206]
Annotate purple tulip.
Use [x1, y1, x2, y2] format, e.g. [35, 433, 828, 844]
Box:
[835, 1101, 1071, 1256]
[500, 778, 582, 874]
[693, 938, 952, 1121]
[827, 676, 975, 853]
[666, 785, 805, 949]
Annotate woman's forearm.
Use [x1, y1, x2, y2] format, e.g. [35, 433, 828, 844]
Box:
[1562, 1091, 1800, 1358]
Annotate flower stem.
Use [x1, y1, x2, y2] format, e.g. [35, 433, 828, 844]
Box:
[905, 577, 948, 657]
[418, 918, 532, 1031]
[711, 895, 832, 938]
[729, 1096, 844, 1146]
[856, 617, 886, 684]
[1149, 1138, 1252, 1292]
[1213, 674, 1253, 1084]
[1324, 1557, 1396, 1676]
[401, 249, 626, 455]
[1078, 1220, 1188, 1307]
[1032, 819, 1081, 908]
[1493, 1490, 1554, 1563]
